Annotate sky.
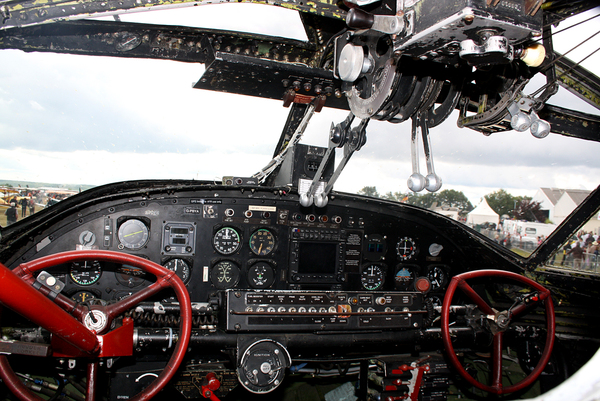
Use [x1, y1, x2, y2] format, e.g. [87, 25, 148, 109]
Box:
[0, 4, 599, 206]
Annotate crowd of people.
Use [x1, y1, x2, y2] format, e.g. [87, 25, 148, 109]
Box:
[559, 231, 600, 271]
[3, 194, 37, 225]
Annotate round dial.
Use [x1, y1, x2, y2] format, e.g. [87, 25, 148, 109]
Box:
[115, 265, 146, 288]
[249, 229, 276, 256]
[211, 260, 240, 289]
[238, 339, 291, 394]
[394, 265, 415, 290]
[360, 264, 385, 290]
[213, 227, 241, 255]
[396, 237, 417, 260]
[118, 219, 149, 250]
[427, 266, 448, 290]
[71, 291, 96, 303]
[164, 258, 191, 284]
[70, 261, 102, 285]
[248, 262, 275, 289]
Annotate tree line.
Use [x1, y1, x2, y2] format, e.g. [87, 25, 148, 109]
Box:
[357, 187, 547, 222]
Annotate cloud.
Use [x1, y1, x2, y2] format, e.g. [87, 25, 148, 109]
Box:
[29, 100, 45, 111]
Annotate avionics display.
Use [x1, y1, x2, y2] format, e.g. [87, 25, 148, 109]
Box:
[289, 227, 344, 285]
[297, 242, 337, 274]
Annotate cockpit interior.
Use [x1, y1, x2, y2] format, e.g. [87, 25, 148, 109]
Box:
[1, 1, 600, 400]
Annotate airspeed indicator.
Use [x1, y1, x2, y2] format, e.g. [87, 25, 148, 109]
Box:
[360, 264, 385, 291]
[213, 227, 241, 255]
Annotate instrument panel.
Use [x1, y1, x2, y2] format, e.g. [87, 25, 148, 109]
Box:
[12, 185, 465, 332]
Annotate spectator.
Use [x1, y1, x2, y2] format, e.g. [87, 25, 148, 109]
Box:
[19, 197, 28, 217]
[4, 201, 18, 225]
[567, 242, 585, 269]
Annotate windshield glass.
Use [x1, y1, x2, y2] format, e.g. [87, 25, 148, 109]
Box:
[1, 5, 599, 262]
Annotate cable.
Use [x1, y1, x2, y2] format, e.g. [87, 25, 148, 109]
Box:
[531, 45, 600, 97]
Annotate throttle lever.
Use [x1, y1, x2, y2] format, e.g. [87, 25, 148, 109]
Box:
[300, 113, 369, 207]
[407, 112, 442, 192]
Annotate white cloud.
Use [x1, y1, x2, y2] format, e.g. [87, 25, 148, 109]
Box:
[29, 100, 45, 111]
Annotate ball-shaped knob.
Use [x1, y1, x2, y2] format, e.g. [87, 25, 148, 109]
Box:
[425, 174, 442, 192]
[314, 193, 329, 208]
[530, 119, 550, 139]
[407, 173, 426, 192]
[299, 193, 313, 207]
[511, 112, 531, 132]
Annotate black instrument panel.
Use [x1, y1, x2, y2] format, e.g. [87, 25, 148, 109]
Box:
[12, 185, 468, 330]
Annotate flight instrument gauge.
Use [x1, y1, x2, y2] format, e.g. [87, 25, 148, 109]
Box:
[211, 260, 240, 289]
[164, 258, 191, 284]
[115, 265, 146, 288]
[71, 291, 96, 303]
[360, 264, 385, 290]
[248, 262, 275, 289]
[118, 219, 150, 250]
[249, 229, 276, 256]
[394, 265, 416, 290]
[396, 237, 417, 260]
[213, 227, 242, 255]
[427, 265, 448, 290]
[70, 261, 102, 285]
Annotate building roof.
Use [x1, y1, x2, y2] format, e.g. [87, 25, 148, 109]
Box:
[562, 189, 592, 205]
[540, 188, 591, 206]
[540, 188, 566, 205]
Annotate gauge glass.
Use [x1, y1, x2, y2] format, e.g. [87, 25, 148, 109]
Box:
[115, 265, 146, 288]
[249, 229, 275, 256]
[396, 237, 417, 260]
[164, 258, 191, 284]
[427, 266, 448, 290]
[248, 262, 275, 289]
[71, 291, 96, 303]
[394, 266, 415, 289]
[211, 260, 240, 289]
[360, 264, 385, 290]
[213, 227, 241, 255]
[70, 261, 102, 285]
[118, 219, 149, 250]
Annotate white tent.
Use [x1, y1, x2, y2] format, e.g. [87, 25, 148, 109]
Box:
[467, 198, 499, 227]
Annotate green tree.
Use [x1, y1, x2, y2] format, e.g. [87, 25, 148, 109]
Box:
[436, 189, 473, 213]
[485, 189, 517, 216]
[358, 187, 472, 213]
[357, 186, 380, 198]
[513, 199, 545, 222]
